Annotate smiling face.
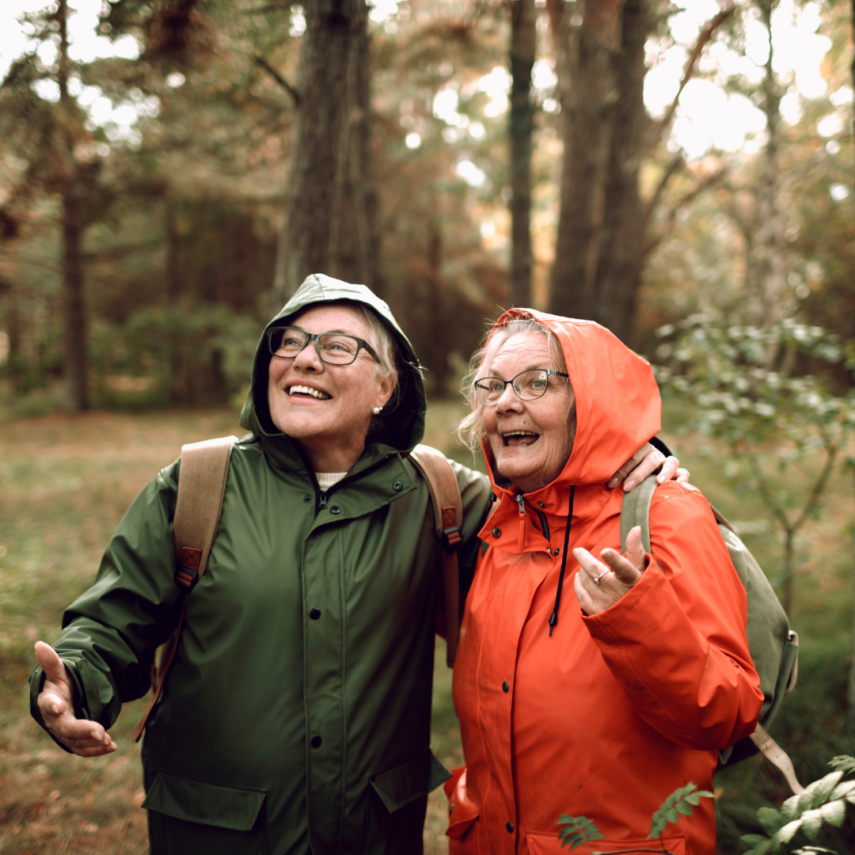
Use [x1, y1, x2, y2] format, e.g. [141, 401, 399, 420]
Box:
[267, 304, 395, 473]
[479, 331, 576, 494]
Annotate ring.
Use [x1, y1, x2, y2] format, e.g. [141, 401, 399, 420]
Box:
[592, 569, 610, 586]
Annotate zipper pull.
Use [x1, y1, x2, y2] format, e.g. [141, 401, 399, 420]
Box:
[515, 493, 526, 549]
[318, 491, 328, 511]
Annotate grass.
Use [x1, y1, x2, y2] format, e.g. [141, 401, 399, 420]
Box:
[1, 396, 854, 853]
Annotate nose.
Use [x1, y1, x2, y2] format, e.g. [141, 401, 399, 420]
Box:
[292, 337, 324, 371]
[495, 382, 523, 413]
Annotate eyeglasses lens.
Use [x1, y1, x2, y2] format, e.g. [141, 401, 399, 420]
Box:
[270, 329, 360, 365]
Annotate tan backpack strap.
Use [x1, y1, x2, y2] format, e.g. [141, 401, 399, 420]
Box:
[750, 723, 804, 795]
[133, 436, 237, 742]
[409, 444, 464, 668]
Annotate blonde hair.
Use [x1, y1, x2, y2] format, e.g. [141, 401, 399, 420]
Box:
[457, 317, 569, 453]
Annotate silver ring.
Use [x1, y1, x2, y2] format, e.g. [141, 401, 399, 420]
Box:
[592, 569, 610, 586]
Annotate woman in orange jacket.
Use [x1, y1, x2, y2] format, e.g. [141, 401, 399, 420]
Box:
[447, 310, 764, 855]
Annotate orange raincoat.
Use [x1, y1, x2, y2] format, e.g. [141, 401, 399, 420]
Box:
[448, 310, 763, 855]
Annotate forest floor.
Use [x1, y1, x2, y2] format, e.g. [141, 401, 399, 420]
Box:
[0, 397, 853, 853]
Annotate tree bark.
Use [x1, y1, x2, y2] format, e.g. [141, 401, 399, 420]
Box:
[548, 0, 623, 321]
[591, 0, 647, 343]
[509, 0, 536, 308]
[274, 0, 384, 302]
[58, 0, 89, 412]
[753, 0, 785, 328]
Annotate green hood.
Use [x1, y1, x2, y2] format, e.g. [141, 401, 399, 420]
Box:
[239, 274, 426, 454]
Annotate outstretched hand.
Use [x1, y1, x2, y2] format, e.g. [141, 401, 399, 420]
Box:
[607, 442, 690, 493]
[573, 526, 647, 616]
[34, 641, 116, 757]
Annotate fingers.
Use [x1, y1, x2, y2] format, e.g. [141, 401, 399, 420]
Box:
[38, 681, 70, 718]
[622, 448, 666, 493]
[35, 641, 71, 690]
[675, 467, 690, 484]
[606, 444, 650, 490]
[572, 538, 645, 616]
[656, 455, 680, 484]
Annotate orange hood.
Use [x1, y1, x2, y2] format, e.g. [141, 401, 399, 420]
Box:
[480, 309, 661, 492]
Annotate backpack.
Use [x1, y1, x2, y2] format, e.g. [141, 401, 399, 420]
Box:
[134, 437, 464, 742]
[621, 475, 802, 793]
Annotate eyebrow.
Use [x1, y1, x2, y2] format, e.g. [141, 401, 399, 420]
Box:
[479, 365, 553, 379]
[289, 326, 359, 336]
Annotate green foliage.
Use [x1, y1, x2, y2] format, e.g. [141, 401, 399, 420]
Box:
[648, 783, 715, 840]
[738, 758, 855, 855]
[556, 815, 604, 850]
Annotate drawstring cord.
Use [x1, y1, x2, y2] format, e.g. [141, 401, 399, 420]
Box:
[548, 485, 576, 637]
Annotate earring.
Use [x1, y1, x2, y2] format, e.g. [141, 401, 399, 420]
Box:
[372, 406, 383, 415]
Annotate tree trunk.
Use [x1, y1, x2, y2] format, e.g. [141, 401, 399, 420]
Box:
[548, 0, 623, 321]
[782, 526, 794, 616]
[753, 0, 785, 328]
[592, 0, 647, 343]
[58, 0, 89, 412]
[509, 0, 536, 308]
[848, 465, 855, 729]
[274, 0, 384, 301]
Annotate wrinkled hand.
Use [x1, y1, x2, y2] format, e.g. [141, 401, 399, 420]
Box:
[574, 526, 647, 616]
[34, 641, 116, 757]
[606, 442, 691, 492]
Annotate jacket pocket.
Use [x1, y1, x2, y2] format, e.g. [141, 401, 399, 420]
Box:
[444, 766, 479, 841]
[361, 749, 450, 855]
[527, 831, 685, 855]
[369, 747, 450, 813]
[143, 771, 267, 855]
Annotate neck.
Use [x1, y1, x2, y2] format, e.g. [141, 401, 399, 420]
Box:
[297, 437, 366, 475]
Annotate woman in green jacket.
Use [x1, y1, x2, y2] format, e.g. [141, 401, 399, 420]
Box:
[30, 274, 680, 854]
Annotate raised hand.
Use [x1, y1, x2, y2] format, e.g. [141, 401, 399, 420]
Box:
[34, 641, 117, 757]
[573, 525, 647, 616]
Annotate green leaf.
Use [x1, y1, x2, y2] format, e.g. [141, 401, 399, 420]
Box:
[741, 838, 773, 855]
[802, 771, 844, 810]
[648, 784, 714, 839]
[829, 781, 855, 801]
[818, 799, 846, 828]
[556, 815, 604, 850]
[757, 806, 784, 835]
[829, 755, 855, 775]
[799, 809, 822, 839]
[773, 819, 803, 845]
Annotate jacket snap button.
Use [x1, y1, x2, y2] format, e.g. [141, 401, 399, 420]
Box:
[330, 506, 342, 515]
[538, 502, 545, 508]
[309, 608, 321, 620]
[502, 681, 509, 693]
[311, 735, 322, 748]
[506, 821, 514, 833]
[393, 480, 403, 491]
[553, 548, 560, 556]
[303, 494, 311, 503]
[448, 803, 454, 815]
[492, 527, 501, 538]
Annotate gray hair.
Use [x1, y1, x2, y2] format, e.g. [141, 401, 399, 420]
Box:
[457, 317, 568, 453]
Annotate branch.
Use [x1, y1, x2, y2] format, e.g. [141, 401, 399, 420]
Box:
[642, 152, 685, 226]
[791, 440, 839, 534]
[654, 5, 737, 136]
[252, 55, 300, 106]
[742, 440, 792, 535]
[642, 164, 727, 258]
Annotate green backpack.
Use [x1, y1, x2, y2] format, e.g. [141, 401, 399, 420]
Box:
[621, 475, 802, 793]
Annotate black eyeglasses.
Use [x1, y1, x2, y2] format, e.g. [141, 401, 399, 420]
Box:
[267, 326, 380, 366]
[474, 369, 569, 407]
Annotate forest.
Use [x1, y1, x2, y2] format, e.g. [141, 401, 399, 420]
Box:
[1, 0, 855, 853]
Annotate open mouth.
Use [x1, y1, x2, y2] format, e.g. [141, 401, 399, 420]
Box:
[502, 430, 539, 447]
[287, 384, 331, 400]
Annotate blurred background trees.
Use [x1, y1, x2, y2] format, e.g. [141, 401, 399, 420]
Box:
[0, 0, 852, 403]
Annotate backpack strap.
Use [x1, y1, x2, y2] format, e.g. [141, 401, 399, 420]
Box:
[408, 444, 463, 668]
[619, 474, 656, 553]
[133, 435, 237, 742]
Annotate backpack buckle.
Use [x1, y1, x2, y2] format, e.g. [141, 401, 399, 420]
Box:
[442, 526, 462, 552]
[176, 547, 203, 589]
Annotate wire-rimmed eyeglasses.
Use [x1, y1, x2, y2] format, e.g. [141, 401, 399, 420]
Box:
[474, 369, 569, 407]
[266, 326, 380, 366]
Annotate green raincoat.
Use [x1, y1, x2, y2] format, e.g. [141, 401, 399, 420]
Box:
[30, 274, 492, 854]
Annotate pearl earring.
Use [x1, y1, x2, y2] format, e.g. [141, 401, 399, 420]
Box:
[372, 406, 383, 415]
